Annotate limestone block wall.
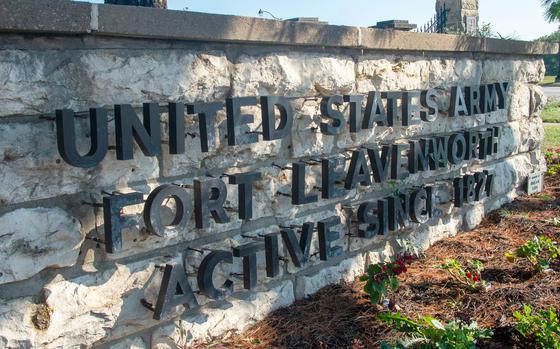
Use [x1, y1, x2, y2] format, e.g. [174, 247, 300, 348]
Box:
[0, 1, 555, 348]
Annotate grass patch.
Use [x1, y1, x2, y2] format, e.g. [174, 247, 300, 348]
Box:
[543, 125, 560, 151]
[535, 194, 554, 201]
[542, 101, 560, 123]
[540, 75, 558, 85]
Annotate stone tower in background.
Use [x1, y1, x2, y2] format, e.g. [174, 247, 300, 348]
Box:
[104, 0, 167, 9]
[436, 0, 479, 34]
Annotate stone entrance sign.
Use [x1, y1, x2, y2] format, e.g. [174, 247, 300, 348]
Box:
[0, 1, 554, 348]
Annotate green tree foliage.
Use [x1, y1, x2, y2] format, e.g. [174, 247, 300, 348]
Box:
[536, 32, 560, 76]
[543, 0, 560, 22]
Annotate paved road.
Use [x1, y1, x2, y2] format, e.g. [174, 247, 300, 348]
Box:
[543, 86, 560, 99]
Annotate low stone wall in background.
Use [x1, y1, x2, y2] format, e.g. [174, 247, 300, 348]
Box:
[0, 1, 555, 348]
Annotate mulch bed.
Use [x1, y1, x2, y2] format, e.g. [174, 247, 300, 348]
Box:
[196, 173, 560, 349]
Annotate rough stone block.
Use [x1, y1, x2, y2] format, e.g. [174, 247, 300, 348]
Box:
[0, 50, 230, 117]
[0, 255, 181, 348]
[294, 254, 365, 299]
[232, 53, 355, 97]
[0, 207, 82, 285]
[151, 280, 294, 347]
[0, 120, 159, 205]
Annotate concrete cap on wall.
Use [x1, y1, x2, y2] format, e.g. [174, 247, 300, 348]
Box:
[0, 0, 556, 55]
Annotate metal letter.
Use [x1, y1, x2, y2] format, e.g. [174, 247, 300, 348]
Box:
[186, 102, 223, 152]
[495, 82, 509, 110]
[103, 192, 144, 253]
[449, 86, 469, 117]
[322, 157, 347, 199]
[490, 126, 501, 155]
[388, 193, 410, 231]
[410, 188, 429, 224]
[344, 94, 364, 133]
[345, 149, 373, 190]
[232, 242, 265, 290]
[320, 95, 345, 135]
[402, 91, 420, 126]
[478, 130, 493, 160]
[382, 92, 401, 127]
[420, 89, 439, 122]
[153, 263, 198, 320]
[485, 170, 495, 197]
[366, 145, 391, 183]
[480, 84, 498, 113]
[197, 250, 234, 299]
[353, 199, 391, 236]
[280, 223, 314, 268]
[391, 143, 410, 180]
[464, 175, 476, 204]
[447, 133, 467, 165]
[474, 172, 487, 201]
[143, 184, 193, 237]
[408, 139, 430, 174]
[228, 172, 262, 220]
[318, 217, 343, 261]
[226, 97, 258, 145]
[464, 131, 479, 161]
[56, 108, 108, 168]
[465, 86, 482, 116]
[453, 177, 464, 208]
[194, 178, 229, 229]
[428, 136, 449, 170]
[168, 102, 185, 154]
[292, 162, 318, 205]
[363, 91, 387, 128]
[261, 96, 294, 140]
[115, 103, 161, 160]
[264, 233, 280, 278]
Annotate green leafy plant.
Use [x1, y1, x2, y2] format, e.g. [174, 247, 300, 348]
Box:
[389, 180, 400, 196]
[498, 208, 511, 218]
[545, 147, 560, 176]
[361, 240, 422, 305]
[505, 236, 560, 272]
[360, 253, 416, 304]
[513, 305, 560, 349]
[378, 312, 493, 349]
[438, 259, 486, 291]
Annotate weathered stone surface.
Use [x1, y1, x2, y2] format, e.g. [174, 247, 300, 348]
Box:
[0, 50, 230, 117]
[294, 254, 365, 299]
[464, 203, 485, 230]
[0, 207, 82, 285]
[509, 82, 531, 121]
[109, 337, 147, 349]
[152, 281, 294, 348]
[0, 256, 180, 348]
[529, 84, 546, 116]
[0, 123, 159, 205]
[232, 54, 355, 97]
[409, 212, 463, 250]
[482, 58, 545, 84]
[357, 57, 482, 92]
[518, 117, 544, 153]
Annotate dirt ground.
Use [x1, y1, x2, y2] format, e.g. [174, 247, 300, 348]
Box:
[195, 173, 560, 349]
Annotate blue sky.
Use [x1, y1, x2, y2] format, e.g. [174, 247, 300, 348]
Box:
[83, 0, 558, 41]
